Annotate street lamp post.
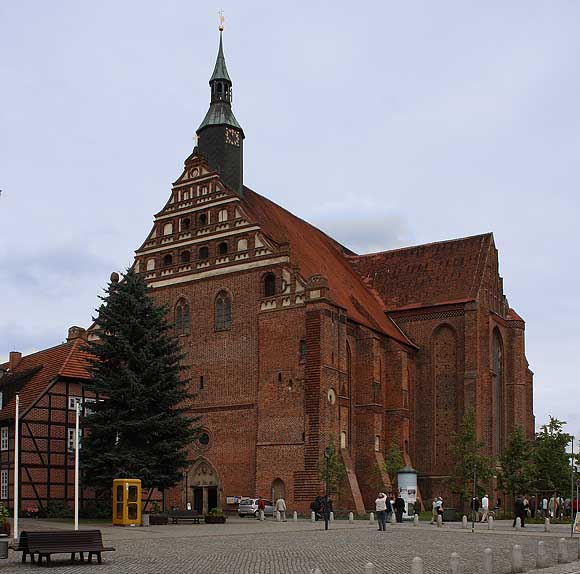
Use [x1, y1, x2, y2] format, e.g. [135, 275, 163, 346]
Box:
[324, 447, 332, 532]
[471, 463, 477, 534]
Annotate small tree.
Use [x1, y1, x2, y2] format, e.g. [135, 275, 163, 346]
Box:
[498, 426, 536, 499]
[533, 417, 573, 494]
[449, 409, 495, 512]
[319, 436, 346, 494]
[383, 442, 404, 490]
[82, 269, 200, 504]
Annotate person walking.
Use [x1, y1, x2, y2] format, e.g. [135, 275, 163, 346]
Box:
[375, 492, 388, 531]
[542, 497, 548, 518]
[431, 497, 438, 524]
[394, 493, 406, 523]
[436, 497, 444, 523]
[257, 497, 266, 520]
[275, 497, 287, 522]
[480, 494, 489, 522]
[471, 496, 480, 522]
[513, 495, 526, 528]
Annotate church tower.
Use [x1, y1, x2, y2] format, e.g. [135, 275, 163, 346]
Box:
[196, 25, 245, 195]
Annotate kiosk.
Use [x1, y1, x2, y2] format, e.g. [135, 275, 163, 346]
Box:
[397, 465, 418, 520]
[112, 478, 142, 526]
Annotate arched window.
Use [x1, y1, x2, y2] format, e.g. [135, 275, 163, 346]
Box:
[175, 300, 190, 335]
[199, 246, 209, 260]
[264, 273, 276, 297]
[218, 242, 228, 255]
[199, 213, 208, 226]
[146, 258, 155, 271]
[180, 250, 191, 264]
[181, 218, 191, 231]
[237, 238, 248, 251]
[162, 254, 173, 267]
[163, 223, 173, 236]
[215, 291, 232, 331]
[299, 339, 307, 363]
[218, 209, 228, 222]
[492, 329, 504, 454]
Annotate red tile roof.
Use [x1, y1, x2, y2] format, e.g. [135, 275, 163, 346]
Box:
[0, 339, 91, 420]
[243, 188, 412, 345]
[349, 233, 494, 311]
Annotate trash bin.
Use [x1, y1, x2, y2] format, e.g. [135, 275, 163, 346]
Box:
[0, 538, 8, 559]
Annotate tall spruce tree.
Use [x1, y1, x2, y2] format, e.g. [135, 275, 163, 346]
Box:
[82, 269, 199, 498]
[449, 409, 495, 512]
[497, 425, 536, 498]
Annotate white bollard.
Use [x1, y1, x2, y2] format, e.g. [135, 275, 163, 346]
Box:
[390, 512, 396, 524]
[413, 514, 419, 526]
[369, 512, 374, 524]
[544, 518, 550, 532]
[365, 563, 376, 574]
[311, 511, 316, 523]
[515, 517, 521, 530]
[535, 541, 549, 569]
[437, 514, 443, 528]
[449, 552, 462, 574]
[511, 544, 524, 573]
[293, 511, 298, 522]
[276, 510, 281, 522]
[462, 515, 468, 529]
[557, 538, 568, 564]
[488, 516, 494, 530]
[411, 556, 424, 574]
[260, 510, 265, 521]
[330, 511, 334, 522]
[349, 512, 354, 523]
[483, 548, 493, 574]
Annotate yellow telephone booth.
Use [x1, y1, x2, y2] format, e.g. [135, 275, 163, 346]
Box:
[112, 478, 142, 526]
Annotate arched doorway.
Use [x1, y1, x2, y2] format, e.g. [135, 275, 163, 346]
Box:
[271, 478, 285, 501]
[189, 459, 220, 514]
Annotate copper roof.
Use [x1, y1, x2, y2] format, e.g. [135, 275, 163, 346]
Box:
[0, 339, 91, 420]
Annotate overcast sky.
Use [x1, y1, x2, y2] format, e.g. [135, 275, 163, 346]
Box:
[1, 1, 579, 438]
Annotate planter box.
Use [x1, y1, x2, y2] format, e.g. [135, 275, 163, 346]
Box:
[204, 515, 226, 524]
[149, 514, 169, 525]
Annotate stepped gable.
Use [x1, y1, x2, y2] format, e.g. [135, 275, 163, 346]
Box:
[349, 233, 494, 311]
[242, 187, 411, 345]
[0, 339, 91, 420]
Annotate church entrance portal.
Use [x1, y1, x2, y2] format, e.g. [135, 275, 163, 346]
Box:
[189, 459, 220, 515]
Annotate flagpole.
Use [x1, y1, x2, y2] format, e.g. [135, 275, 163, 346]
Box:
[13, 394, 19, 541]
[74, 403, 80, 531]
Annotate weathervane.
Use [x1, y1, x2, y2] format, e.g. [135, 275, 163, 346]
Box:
[218, 9, 224, 32]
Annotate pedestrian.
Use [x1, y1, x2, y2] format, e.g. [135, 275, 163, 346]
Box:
[275, 497, 287, 522]
[413, 499, 422, 517]
[436, 496, 444, 523]
[375, 492, 388, 531]
[257, 497, 266, 519]
[523, 495, 530, 518]
[530, 495, 537, 519]
[386, 493, 393, 523]
[542, 496, 548, 518]
[480, 494, 489, 522]
[394, 493, 405, 523]
[430, 497, 438, 524]
[513, 495, 526, 528]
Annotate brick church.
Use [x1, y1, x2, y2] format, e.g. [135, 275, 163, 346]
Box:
[131, 30, 534, 514]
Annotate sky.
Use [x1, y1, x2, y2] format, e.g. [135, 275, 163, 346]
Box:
[1, 1, 579, 438]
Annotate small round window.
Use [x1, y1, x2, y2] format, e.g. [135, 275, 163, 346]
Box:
[327, 389, 336, 405]
[198, 432, 210, 446]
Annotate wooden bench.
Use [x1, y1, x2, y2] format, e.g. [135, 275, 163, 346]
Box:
[168, 510, 202, 524]
[13, 530, 115, 565]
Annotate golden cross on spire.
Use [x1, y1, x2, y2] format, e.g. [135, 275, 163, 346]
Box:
[218, 10, 224, 32]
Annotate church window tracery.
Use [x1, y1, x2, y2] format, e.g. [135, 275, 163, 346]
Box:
[492, 329, 504, 454]
[175, 299, 190, 335]
[215, 291, 232, 331]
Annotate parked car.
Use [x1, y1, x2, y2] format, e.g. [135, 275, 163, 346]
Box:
[238, 498, 274, 518]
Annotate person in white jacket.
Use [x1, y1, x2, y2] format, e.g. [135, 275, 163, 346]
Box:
[375, 492, 388, 531]
[275, 498, 287, 522]
[480, 494, 489, 522]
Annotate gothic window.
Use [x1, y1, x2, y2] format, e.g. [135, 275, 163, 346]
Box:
[175, 299, 190, 335]
[492, 329, 504, 454]
[215, 291, 232, 331]
[218, 209, 228, 222]
[199, 213, 208, 226]
[180, 250, 191, 264]
[181, 218, 191, 231]
[162, 254, 173, 267]
[237, 238, 248, 251]
[199, 246, 209, 260]
[218, 242, 228, 255]
[374, 435, 380, 452]
[146, 258, 155, 271]
[263, 273, 276, 297]
[299, 339, 307, 363]
[163, 223, 173, 236]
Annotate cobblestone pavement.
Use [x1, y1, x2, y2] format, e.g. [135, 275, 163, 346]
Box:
[0, 518, 578, 574]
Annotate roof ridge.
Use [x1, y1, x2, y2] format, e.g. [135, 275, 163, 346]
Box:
[58, 338, 82, 377]
[1, 340, 74, 369]
[354, 232, 494, 259]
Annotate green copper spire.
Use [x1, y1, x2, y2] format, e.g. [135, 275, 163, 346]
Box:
[209, 32, 231, 83]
